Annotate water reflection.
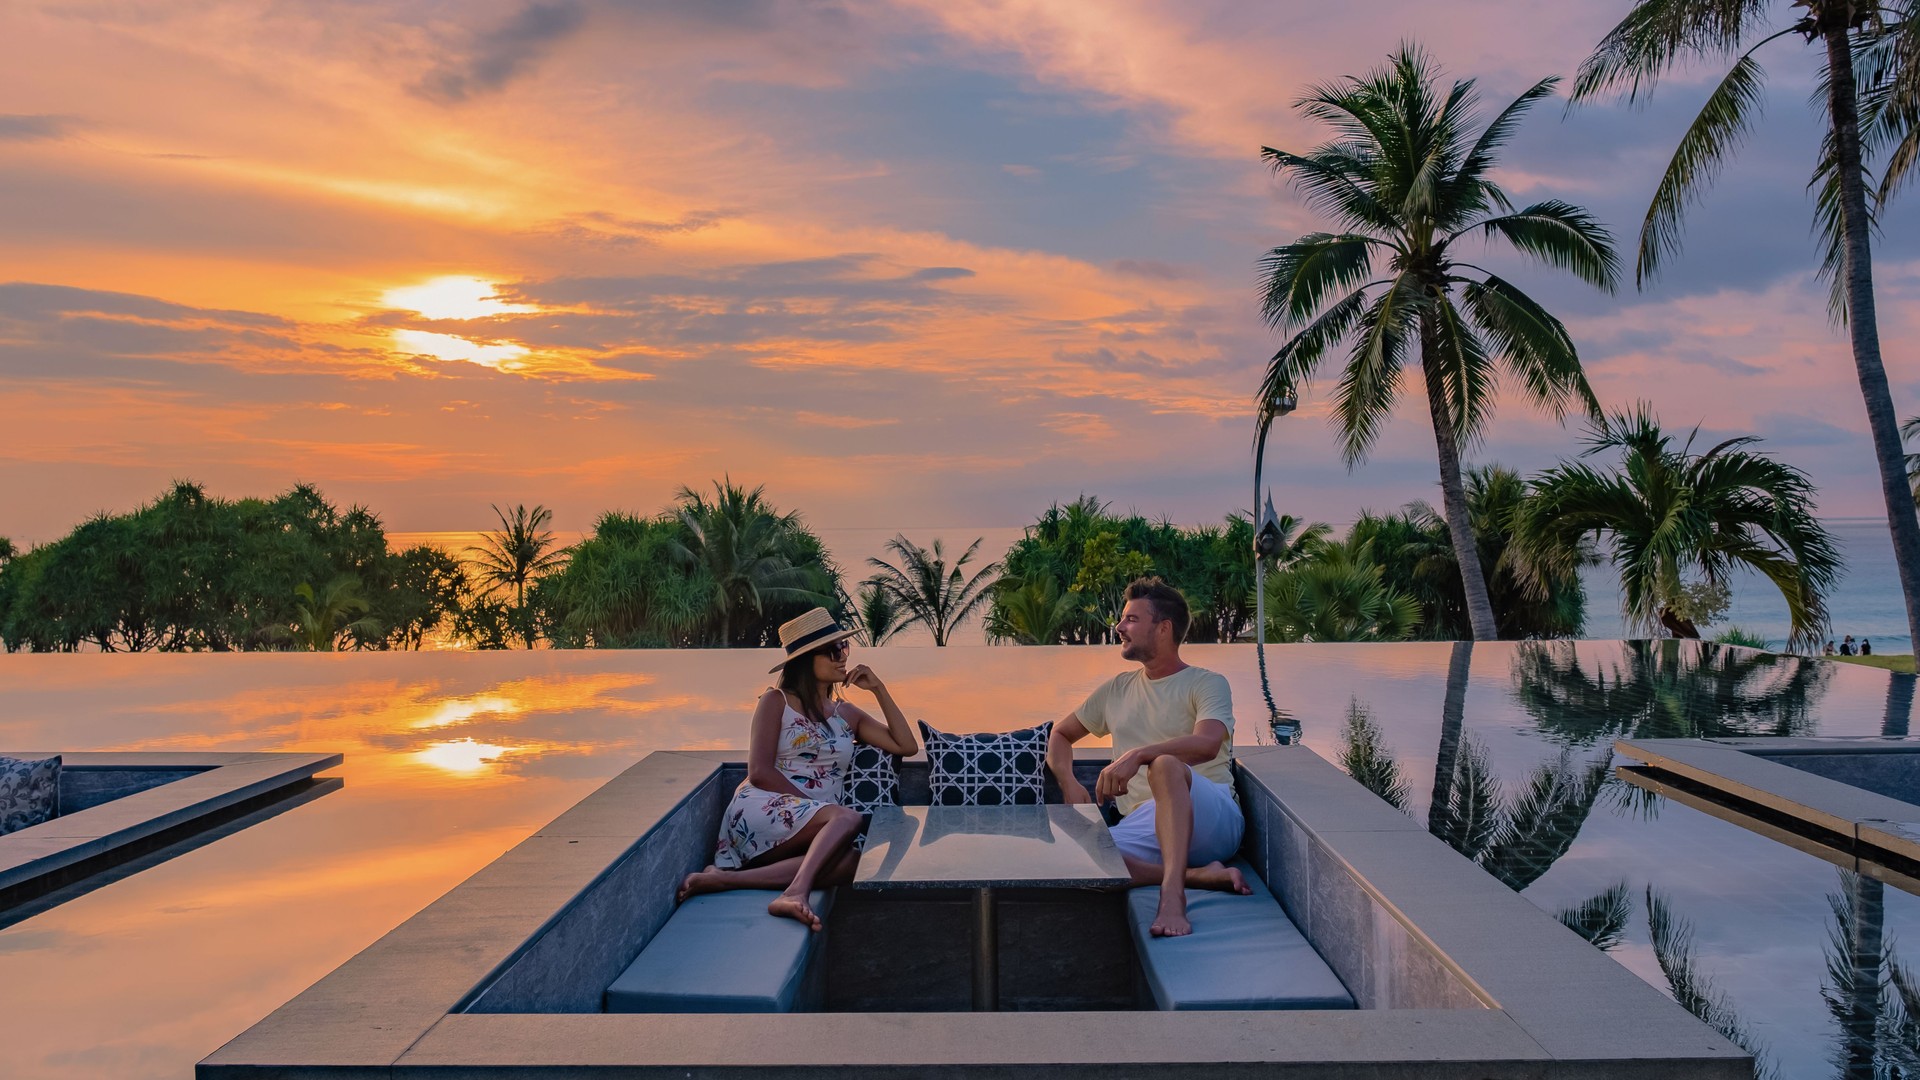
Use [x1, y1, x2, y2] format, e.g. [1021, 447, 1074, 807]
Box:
[0, 642, 1910, 1080]
[414, 738, 519, 775]
[1510, 639, 1830, 744]
[1311, 640, 1920, 1079]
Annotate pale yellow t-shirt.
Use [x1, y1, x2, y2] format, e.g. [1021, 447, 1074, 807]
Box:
[1075, 664, 1235, 816]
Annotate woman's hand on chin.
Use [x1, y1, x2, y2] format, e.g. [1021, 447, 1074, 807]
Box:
[845, 664, 884, 693]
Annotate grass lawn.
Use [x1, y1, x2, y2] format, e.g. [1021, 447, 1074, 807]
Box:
[1826, 654, 1917, 674]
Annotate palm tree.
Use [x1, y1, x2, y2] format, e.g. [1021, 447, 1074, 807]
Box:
[287, 576, 381, 652]
[1573, 0, 1920, 662]
[854, 580, 908, 646]
[1514, 406, 1840, 649]
[1902, 415, 1920, 507]
[1257, 45, 1619, 642]
[866, 535, 999, 646]
[985, 574, 1081, 645]
[466, 504, 569, 647]
[1264, 537, 1423, 643]
[672, 480, 836, 647]
[1265, 514, 1332, 570]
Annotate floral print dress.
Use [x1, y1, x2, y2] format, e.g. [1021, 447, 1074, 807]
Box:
[713, 698, 855, 869]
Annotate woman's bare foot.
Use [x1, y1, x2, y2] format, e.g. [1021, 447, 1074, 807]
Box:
[677, 864, 722, 902]
[1150, 892, 1192, 937]
[1186, 861, 1251, 895]
[767, 892, 823, 931]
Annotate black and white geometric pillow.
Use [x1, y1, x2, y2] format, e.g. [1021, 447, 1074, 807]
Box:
[0, 754, 60, 835]
[839, 743, 900, 813]
[918, 721, 1052, 806]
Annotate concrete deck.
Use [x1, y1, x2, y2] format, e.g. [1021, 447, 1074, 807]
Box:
[0, 751, 343, 901]
[201, 747, 1748, 1079]
[1616, 736, 1920, 864]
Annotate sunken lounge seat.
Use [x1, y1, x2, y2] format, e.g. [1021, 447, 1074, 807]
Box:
[605, 888, 834, 1013]
[1128, 861, 1354, 1011]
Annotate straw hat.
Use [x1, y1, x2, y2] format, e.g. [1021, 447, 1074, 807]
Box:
[768, 607, 857, 672]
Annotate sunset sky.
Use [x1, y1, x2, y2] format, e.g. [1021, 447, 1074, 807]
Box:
[3, 0, 1917, 543]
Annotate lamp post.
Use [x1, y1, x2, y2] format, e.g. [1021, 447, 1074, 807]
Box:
[1254, 378, 1297, 739]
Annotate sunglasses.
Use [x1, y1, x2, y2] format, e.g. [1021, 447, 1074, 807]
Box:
[818, 639, 851, 660]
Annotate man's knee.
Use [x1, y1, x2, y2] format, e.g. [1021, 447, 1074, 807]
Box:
[1147, 755, 1189, 787]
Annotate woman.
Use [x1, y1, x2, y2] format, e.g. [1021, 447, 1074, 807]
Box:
[677, 608, 917, 930]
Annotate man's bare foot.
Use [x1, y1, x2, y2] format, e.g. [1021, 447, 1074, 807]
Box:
[1186, 861, 1251, 895]
[677, 864, 722, 902]
[1150, 892, 1192, 937]
[768, 892, 823, 931]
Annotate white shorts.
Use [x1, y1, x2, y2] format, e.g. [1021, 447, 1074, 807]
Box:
[1109, 769, 1244, 867]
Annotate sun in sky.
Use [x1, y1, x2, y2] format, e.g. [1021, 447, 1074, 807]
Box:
[380, 276, 538, 369]
[382, 276, 535, 321]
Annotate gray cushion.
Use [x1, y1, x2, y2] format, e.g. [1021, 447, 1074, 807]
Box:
[0, 754, 60, 835]
[606, 888, 834, 1013]
[1128, 862, 1354, 1011]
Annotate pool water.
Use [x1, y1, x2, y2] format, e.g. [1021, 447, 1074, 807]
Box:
[0, 642, 1910, 1078]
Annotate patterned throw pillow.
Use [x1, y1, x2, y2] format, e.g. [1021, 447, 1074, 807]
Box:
[0, 754, 60, 835]
[918, 721, 1052, 806]
[839, 743, 900, 813]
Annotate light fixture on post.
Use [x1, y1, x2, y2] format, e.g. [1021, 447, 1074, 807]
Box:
[1253, 374, 1297, 742]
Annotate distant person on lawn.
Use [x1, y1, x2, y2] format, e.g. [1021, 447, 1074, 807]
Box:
[1047, 577, 1251, 938]
[1824, 640, 1836, 657]
[1863, 639, 1873, 656]
[1843, 635, 1857, 656]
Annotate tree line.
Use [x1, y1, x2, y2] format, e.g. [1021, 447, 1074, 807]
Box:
[0, 417, 1840, 651]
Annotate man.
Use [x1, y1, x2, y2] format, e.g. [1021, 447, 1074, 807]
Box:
[1047, 577, 1251, 937]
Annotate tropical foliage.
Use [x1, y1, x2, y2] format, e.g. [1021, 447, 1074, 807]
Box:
[536, 482, 841, 648]
[0, 481, 462, 652]
[1513, 407, 1840, 648]
[864, 536, 998, 647]
[466, 504, 568, 648]
[1258, 44, 1617, 640]
[1260, 467, 1586, 643]
[1263, 536, 1423, 643]
[986, 496, 1256, 645]
[1573, 0, 1920, 660]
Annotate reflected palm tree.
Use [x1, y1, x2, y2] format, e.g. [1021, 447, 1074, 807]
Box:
[1555, 881, 1631, 951]
[1510, 639, 1829, 745]
[1336, 700, 1409, 810]
[1647, 886, 1777, 1079]
[1883, 672, 1915, 739]
[1820, 869, 1920, 1078]
[1417, 640, 1613, 890]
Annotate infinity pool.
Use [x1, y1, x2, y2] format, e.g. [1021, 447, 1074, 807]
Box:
[0, 642, 1908, 1078]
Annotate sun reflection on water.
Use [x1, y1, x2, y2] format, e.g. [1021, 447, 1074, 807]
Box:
[413, 737, 517, 775]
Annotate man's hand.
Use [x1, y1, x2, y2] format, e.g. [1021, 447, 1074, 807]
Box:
[1094, 749, 1145, 802]
[1058, 775, 1094, 804]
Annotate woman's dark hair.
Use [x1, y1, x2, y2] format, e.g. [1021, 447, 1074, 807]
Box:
[779, 648, 835, 726]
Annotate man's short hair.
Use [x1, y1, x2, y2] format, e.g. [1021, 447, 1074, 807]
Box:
[1126, 576, 1190, 644]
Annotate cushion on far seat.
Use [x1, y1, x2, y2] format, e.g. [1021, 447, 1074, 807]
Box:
[918, 720, 1050, 806]
[606, 888, 834, 1014]
[1128, 862, 1355, 1011]
[0, 754, 60, 835]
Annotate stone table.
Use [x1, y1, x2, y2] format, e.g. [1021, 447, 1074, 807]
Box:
[853, 804, 1131, 1010]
